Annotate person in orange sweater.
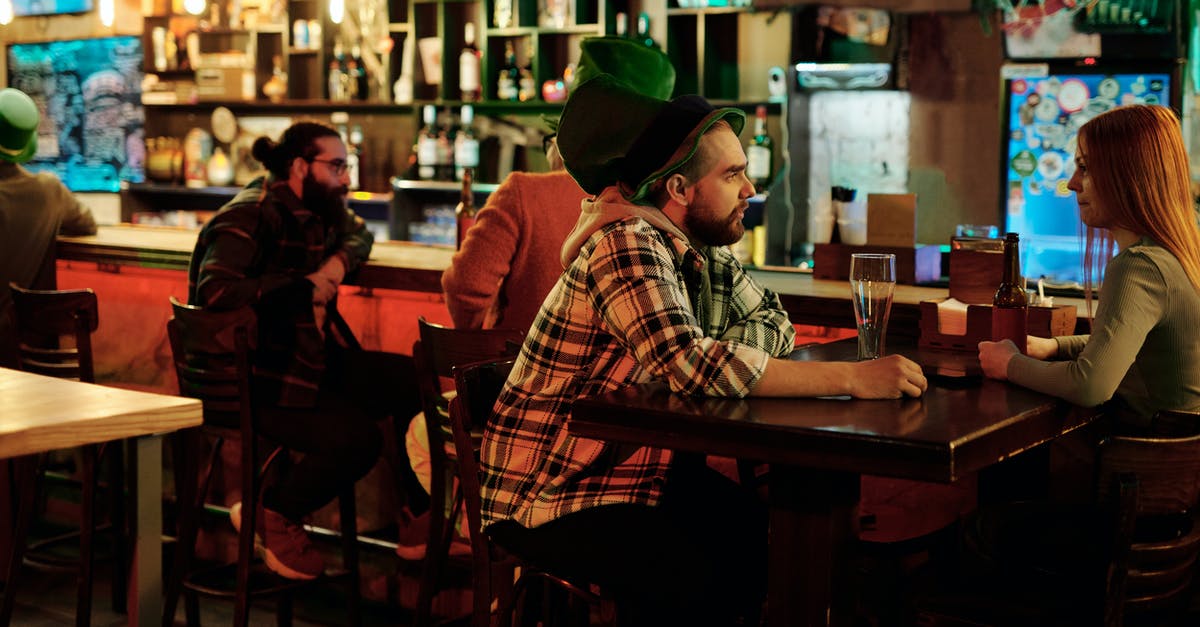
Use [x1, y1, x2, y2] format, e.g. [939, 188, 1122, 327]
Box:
[441, 36, 676, 332]
[396, 37, 678, 559]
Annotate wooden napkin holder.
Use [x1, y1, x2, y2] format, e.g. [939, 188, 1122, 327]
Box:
[813, 243, 942, 285]
[918, 299, 1077, 352]
[949, 247, 1006, 305]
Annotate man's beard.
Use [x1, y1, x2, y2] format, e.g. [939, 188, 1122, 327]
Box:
[302, 172, 349, 225]
[685, 204, 745, 247]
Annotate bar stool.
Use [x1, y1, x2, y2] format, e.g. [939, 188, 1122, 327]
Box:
[2, 283, 127, 627]
[163, 297, 360, 627]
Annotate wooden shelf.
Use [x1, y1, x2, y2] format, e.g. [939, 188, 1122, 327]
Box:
[666, 5, 751, 15]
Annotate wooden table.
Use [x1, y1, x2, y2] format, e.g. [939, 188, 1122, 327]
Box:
[569, 340, 1098, 627]
[0, 367, 202, 626]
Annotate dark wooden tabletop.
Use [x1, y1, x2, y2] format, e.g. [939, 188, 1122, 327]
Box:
[570, 338, 1096, 483]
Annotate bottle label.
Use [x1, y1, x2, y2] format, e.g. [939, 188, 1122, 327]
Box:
[991, 306, 1028, 354]
[747, 144, 771, 180]
[455, 138, 479, 168]
[460, 52, 480, 94]
[417, 136, 438, 179]
[457, 215, 476, 248]
[497, 75, 516, 101]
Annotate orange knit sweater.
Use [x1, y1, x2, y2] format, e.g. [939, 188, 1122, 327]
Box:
[441, 170, 589, 332]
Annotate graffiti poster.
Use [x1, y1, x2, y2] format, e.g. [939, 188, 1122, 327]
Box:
[8, 36, 144, 192]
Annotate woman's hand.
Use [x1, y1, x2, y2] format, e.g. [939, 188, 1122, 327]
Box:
[1025, 335, 1057, 360]
[977, 340, 1020, 380]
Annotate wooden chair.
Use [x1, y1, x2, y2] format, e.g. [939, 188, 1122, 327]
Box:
[163, 297, 360, 627]
[2, 283, 126, 627]
[449, 358, 603, 627]
[918, 411, 1200, 627]
[409, 317, 526, 625]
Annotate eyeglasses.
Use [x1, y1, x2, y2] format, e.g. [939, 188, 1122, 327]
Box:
[542, 134, 556, 154]
[309, 157, 348, 176]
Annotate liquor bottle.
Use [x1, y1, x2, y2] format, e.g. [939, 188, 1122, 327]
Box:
[746, 105, 773, 193]
[636, 12, 658, 48]
[518, 39, 537, 102]
[991, 232, 1028, 354]
[455, 167, 477, 249]
[416, 104, 439, 180]
[454, 105, 480, 182]
[614, 12, 627, 37]
[347, 124, 363, 190]
[497, 40, 519, 101]
[435, 107, 454, 181]
[351, 44, 369, 100]
[327, 60, 345, 101]
[459, 22, 482, 102]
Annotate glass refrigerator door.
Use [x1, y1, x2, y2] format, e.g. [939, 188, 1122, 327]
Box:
[1003, 71, 1170, 287]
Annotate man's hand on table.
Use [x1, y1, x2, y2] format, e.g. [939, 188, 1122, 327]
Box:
[846, 355, 928, 399]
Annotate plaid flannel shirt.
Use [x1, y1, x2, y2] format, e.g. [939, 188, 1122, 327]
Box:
[187, 176, 373, 407]
[480, 216, 795, 529]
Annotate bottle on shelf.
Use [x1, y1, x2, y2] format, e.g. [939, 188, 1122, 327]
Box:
[518, 39, 537, 102]
[454, 105, 479, 182]
[991, 232, 1028, 354]
[417, 104, 439, 180]
[456, 167, 477, 249]
[435, 107, 455, 181]
[347, 124, 363, 190]
[746, 105, 773, 194]
[614, 12, 627, 37]
[263, 54, 288, 103]
[494, 0, 514, 28]
[351, 44, 369, 100]
[328, 60, 346, 101]
[459, 22, 482, 102]
[636, 12, 658, 49]
[497, 40, 519, 101]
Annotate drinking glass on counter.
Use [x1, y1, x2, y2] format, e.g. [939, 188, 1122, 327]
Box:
[850, 253, 896, 360]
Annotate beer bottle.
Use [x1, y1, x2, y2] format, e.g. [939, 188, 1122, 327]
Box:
[456, 167, 477, 249]
[991, 232, 1028, 354]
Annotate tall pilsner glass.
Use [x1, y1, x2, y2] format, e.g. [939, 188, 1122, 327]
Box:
[849, 253, 896, 360]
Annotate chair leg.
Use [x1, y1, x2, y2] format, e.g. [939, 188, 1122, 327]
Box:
[164, 430, 217, 627]
[275, 590, 293, 627]
[76, 445, 98, 627]
[233, 437, 259, 627]
[105, 441, 129, 616]
[415, 462, 449, 626]
[1, 454, 44, 627]
[338, 487, 361, 627]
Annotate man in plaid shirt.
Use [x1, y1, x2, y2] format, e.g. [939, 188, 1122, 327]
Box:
[189, 122, 423, 580]
[479, 76, 928, 624]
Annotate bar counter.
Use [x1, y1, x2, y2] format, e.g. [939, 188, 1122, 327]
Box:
[60, 225, 1092, 335]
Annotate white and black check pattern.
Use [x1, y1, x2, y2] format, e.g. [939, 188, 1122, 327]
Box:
[480, 216, 795, 529]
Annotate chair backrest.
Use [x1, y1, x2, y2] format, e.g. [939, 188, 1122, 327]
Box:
[166, 296, 256, 429]
[9, 282, 98, 382]
[413, 317, 524, 444]
[449, 357, 517, 627]
[1096, 430, 1200, 622]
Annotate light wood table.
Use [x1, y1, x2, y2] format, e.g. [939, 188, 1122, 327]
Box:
[0, 367, 202, 626]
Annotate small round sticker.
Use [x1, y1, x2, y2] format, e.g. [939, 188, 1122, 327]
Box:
[1034, 97, 1061, 122]
[1011, 150, 1037, 178]
[1097, 77, 1120, 100]
[1057, 79, 1089, 113]
[1038, 152, 1065, 180]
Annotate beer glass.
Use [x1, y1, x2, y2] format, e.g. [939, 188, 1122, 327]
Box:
[849, 253, 896, 360]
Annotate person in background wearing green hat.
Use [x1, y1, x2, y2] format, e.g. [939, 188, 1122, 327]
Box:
[392, 37, 681, 560]
[477, 75, 928, 624]
[0, 87, 97, 368]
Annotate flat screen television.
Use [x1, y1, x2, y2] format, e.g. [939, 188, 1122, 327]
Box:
[1000, 63, 1178, 289]
[7, 36, 144, 192]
